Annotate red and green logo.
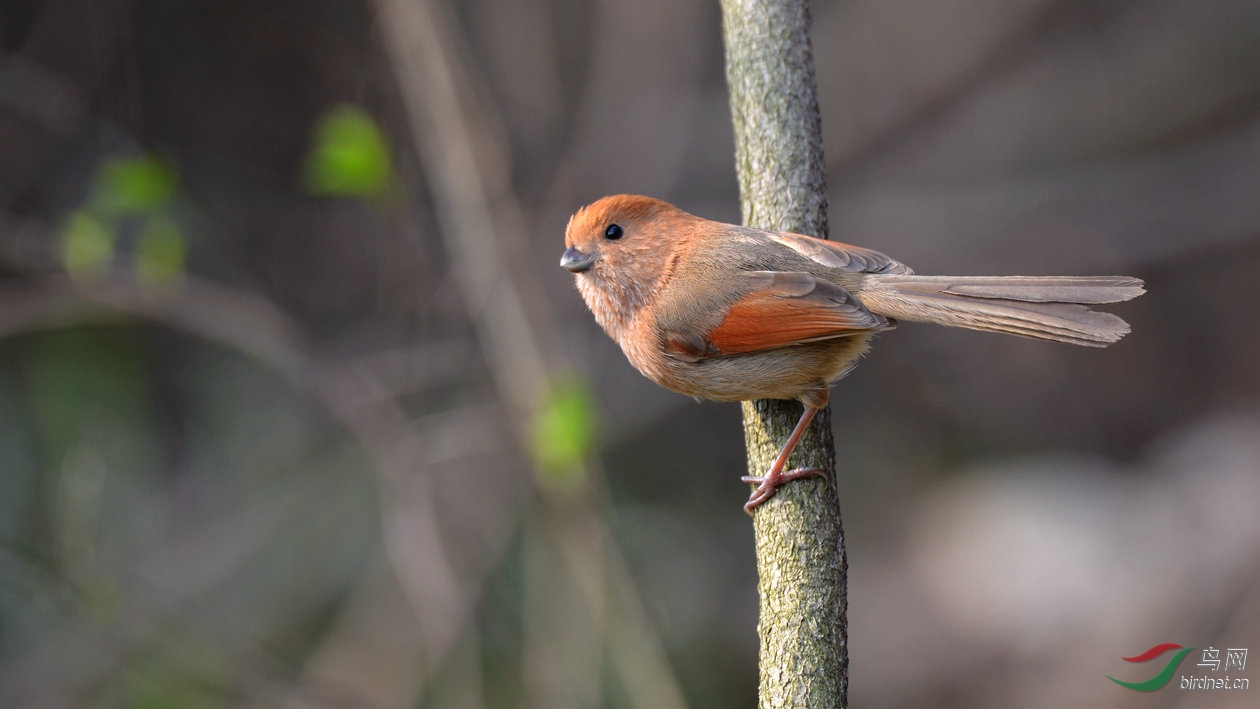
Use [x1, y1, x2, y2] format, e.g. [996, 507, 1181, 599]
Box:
[1107, 643, 1195, 691]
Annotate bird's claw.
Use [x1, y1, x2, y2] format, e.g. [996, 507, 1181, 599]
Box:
[742, 467, 827, 515]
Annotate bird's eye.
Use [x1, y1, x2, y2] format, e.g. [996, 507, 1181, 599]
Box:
[604, 223, 623, 240]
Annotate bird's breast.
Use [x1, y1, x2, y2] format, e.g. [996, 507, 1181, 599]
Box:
[622, 320, 875, 404]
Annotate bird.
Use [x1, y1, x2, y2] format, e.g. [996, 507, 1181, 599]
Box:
[560, 194, 1144, 513]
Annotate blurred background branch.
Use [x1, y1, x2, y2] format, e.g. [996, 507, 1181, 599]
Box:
[376, 0, 689, 707]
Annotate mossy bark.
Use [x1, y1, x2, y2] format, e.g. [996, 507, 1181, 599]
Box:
[720, 1, 848, 707]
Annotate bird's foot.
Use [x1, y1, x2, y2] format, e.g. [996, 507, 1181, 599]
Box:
[741, 467, 827, 515]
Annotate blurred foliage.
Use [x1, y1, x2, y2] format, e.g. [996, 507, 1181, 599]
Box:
[1, 324, 382, 707]
[303, 104, 394, 200]
[93, 155, 180, 218]
[27, 329, 160, 482]
[61, 211, 116, 278]
[116, 642, 229, 709]
[134, 216, 188, 287]
[60, 154, 187, 283]
[530, 376, 597, 494]
[27, 329, 163, 590]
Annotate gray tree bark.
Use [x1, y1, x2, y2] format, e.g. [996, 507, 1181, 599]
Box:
[720, 1, 848, 707]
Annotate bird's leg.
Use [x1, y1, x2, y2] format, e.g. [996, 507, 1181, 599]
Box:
[741, 404, 827, 514]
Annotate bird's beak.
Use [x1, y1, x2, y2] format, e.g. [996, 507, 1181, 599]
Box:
[560, 246, 595, 273]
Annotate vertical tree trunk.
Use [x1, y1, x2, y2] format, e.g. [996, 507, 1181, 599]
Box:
[719, 1, 848, 707]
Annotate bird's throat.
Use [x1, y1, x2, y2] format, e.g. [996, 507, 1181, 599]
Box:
[576, 272, 652, 347]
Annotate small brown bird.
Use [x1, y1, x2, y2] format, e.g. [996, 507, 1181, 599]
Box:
[561, 195, 1144, 513]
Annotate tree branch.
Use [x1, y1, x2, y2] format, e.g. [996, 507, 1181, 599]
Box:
[720, 1, 848, 707]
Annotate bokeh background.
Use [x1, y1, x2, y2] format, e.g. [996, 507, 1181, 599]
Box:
[2, 0, 1259, 707]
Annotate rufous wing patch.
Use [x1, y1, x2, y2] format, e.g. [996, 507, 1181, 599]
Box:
[704, 272, 892, 356]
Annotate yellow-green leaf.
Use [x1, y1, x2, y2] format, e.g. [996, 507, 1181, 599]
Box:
[94, 155, 179, 216]
[135, 216, 187, 287]
[62, 211, 115, 277]
[530, 378, 597, 493]
[304, 105, 393, 198]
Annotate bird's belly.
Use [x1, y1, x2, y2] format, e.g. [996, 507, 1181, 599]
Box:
[639, 334, 874, 403]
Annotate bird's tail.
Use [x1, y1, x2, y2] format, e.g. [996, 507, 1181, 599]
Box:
[861, 275, 1145, 347]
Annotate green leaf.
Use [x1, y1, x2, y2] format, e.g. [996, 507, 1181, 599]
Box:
[530, 378, 597, 492]
[94, 154, 179, 216]
[304, 104, 393, 198]
[62, 210, 115, 277]
[134, 215, 188, 287]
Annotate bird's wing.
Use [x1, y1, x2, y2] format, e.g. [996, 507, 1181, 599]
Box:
[661, 271, 894, 362]
[761, 230, 913, 274]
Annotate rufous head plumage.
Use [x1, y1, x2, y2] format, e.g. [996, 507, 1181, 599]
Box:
[561, 195, 697, 340]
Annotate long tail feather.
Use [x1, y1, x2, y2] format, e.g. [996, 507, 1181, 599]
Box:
[862, 275, 1144, 347]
